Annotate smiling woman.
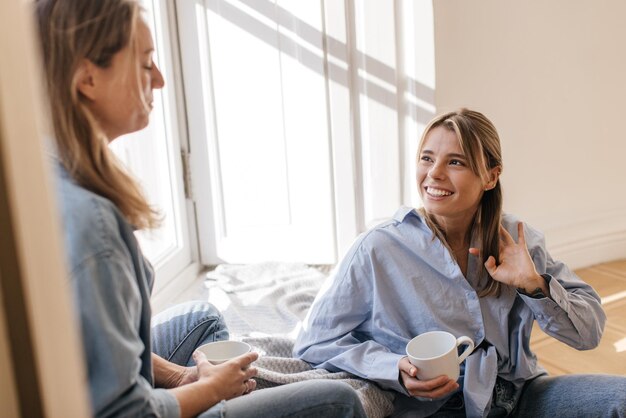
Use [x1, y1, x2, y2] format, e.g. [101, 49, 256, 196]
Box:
[294, 108, 626, 417]
[417, 110, 503, 296]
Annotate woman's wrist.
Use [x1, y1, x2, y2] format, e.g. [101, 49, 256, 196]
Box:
[152, 354, 190, 389]
[519, 274, 549, 297]
[156, 364, 187, 388]
[171, 378, 222, 418]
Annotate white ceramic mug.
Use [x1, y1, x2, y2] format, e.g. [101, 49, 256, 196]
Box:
[405, 331, 474, 381]
[196, 340, 252, 364]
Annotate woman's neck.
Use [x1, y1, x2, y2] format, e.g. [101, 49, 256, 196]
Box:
[434, 216, 473, 249]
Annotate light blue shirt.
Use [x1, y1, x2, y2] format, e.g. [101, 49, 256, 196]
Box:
[294, 206, 605, 417]
[55, 165, 179, 418]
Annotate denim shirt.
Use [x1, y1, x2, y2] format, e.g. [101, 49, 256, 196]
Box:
[55, 165, 179, 418]
[294, 206, 605, 418]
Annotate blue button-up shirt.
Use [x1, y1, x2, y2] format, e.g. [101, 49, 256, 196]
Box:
[294, 206, 605, 417]
[55, 165, 179, 418]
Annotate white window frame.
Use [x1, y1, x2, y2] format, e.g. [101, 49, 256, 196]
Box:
[145, 0, 198, 294]
[148, 0, 206, 300]
[114, 0, 204, 301]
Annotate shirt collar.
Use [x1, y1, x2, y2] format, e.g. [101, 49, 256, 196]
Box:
[393, 205, 423, 223]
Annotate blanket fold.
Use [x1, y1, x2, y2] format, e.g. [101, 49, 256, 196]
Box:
[243, 336, 395, 418]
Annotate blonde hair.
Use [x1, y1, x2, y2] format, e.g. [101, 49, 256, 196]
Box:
[35, 0, 159, 229]
[418, 108, 503, 297]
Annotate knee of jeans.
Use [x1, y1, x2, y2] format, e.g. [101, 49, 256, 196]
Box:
[319, 381, 361, 405]
[198, 301, 225, 320]
[195, 302, 228, 332]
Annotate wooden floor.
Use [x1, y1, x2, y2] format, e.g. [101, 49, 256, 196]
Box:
[530, 259, 626, 376]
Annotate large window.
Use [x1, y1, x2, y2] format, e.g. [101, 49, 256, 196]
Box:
[110, 0, 436, 288]
[174, 0, 435, 265]
[175, 0, 337, 265]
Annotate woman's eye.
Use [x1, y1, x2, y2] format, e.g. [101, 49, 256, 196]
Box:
[143, 59, 154, 70]
[420, 155, 433, 162]
[450, 159, 464, 166]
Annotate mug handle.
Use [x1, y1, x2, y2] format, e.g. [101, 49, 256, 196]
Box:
[456, 336, 475, 364]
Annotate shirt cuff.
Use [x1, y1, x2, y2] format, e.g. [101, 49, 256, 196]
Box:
[542, 274, 572, 312]
[370, 352, 407, 394]
[519, 274, 569, 315]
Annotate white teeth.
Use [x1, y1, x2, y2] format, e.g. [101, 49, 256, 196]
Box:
[427, 187, 452, 197]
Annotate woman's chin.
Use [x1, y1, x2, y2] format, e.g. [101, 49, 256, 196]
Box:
[128, 116, 150, 135]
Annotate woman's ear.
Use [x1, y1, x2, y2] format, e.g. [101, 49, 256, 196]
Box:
[485, 166, 501, 190]
[75, 59, 98, 101]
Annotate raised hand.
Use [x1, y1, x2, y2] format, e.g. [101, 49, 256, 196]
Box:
[471, 222, 547, 295]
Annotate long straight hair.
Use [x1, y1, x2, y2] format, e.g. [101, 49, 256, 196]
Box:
[418, 109, 503, 297]
[35, 0, 159, 229]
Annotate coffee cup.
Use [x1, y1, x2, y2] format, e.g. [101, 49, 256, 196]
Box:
[405, 331, 474, 381]
[196, 340, 252, 364]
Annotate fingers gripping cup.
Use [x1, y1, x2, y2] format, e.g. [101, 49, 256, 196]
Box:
[406, 331, 474, 381]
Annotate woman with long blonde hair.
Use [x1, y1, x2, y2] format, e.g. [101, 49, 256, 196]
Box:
[36, 0, 366, 416]
[295, 109, 626, 417]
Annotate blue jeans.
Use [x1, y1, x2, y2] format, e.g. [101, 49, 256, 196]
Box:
[151, 301, 366, 418]
[511, 374, 626, 418]
[152, 301, 230, 366]
[428, 374, 626, 417]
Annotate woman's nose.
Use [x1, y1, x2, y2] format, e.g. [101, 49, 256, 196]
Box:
[152, 64, 165, 89]
[428, 161, 445, 179]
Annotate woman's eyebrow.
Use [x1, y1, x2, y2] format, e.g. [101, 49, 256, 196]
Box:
[447, 153, 467, 159]
[421, 150, 467, 159]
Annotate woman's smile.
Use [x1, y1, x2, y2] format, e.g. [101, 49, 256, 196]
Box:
[424, 186, 453, 198]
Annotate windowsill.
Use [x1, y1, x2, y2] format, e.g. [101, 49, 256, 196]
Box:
[150, 262, 208, 314]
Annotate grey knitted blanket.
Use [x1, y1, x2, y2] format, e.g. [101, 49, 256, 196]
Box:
[205, 262, 328, 338]
[206, 263, 396, 417]
[242, 336, 395, 418]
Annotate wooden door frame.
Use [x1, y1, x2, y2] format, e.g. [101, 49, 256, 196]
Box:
[0, 1, 90, 416]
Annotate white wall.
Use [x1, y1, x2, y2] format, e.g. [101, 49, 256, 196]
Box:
[433, 0, 626, 268]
